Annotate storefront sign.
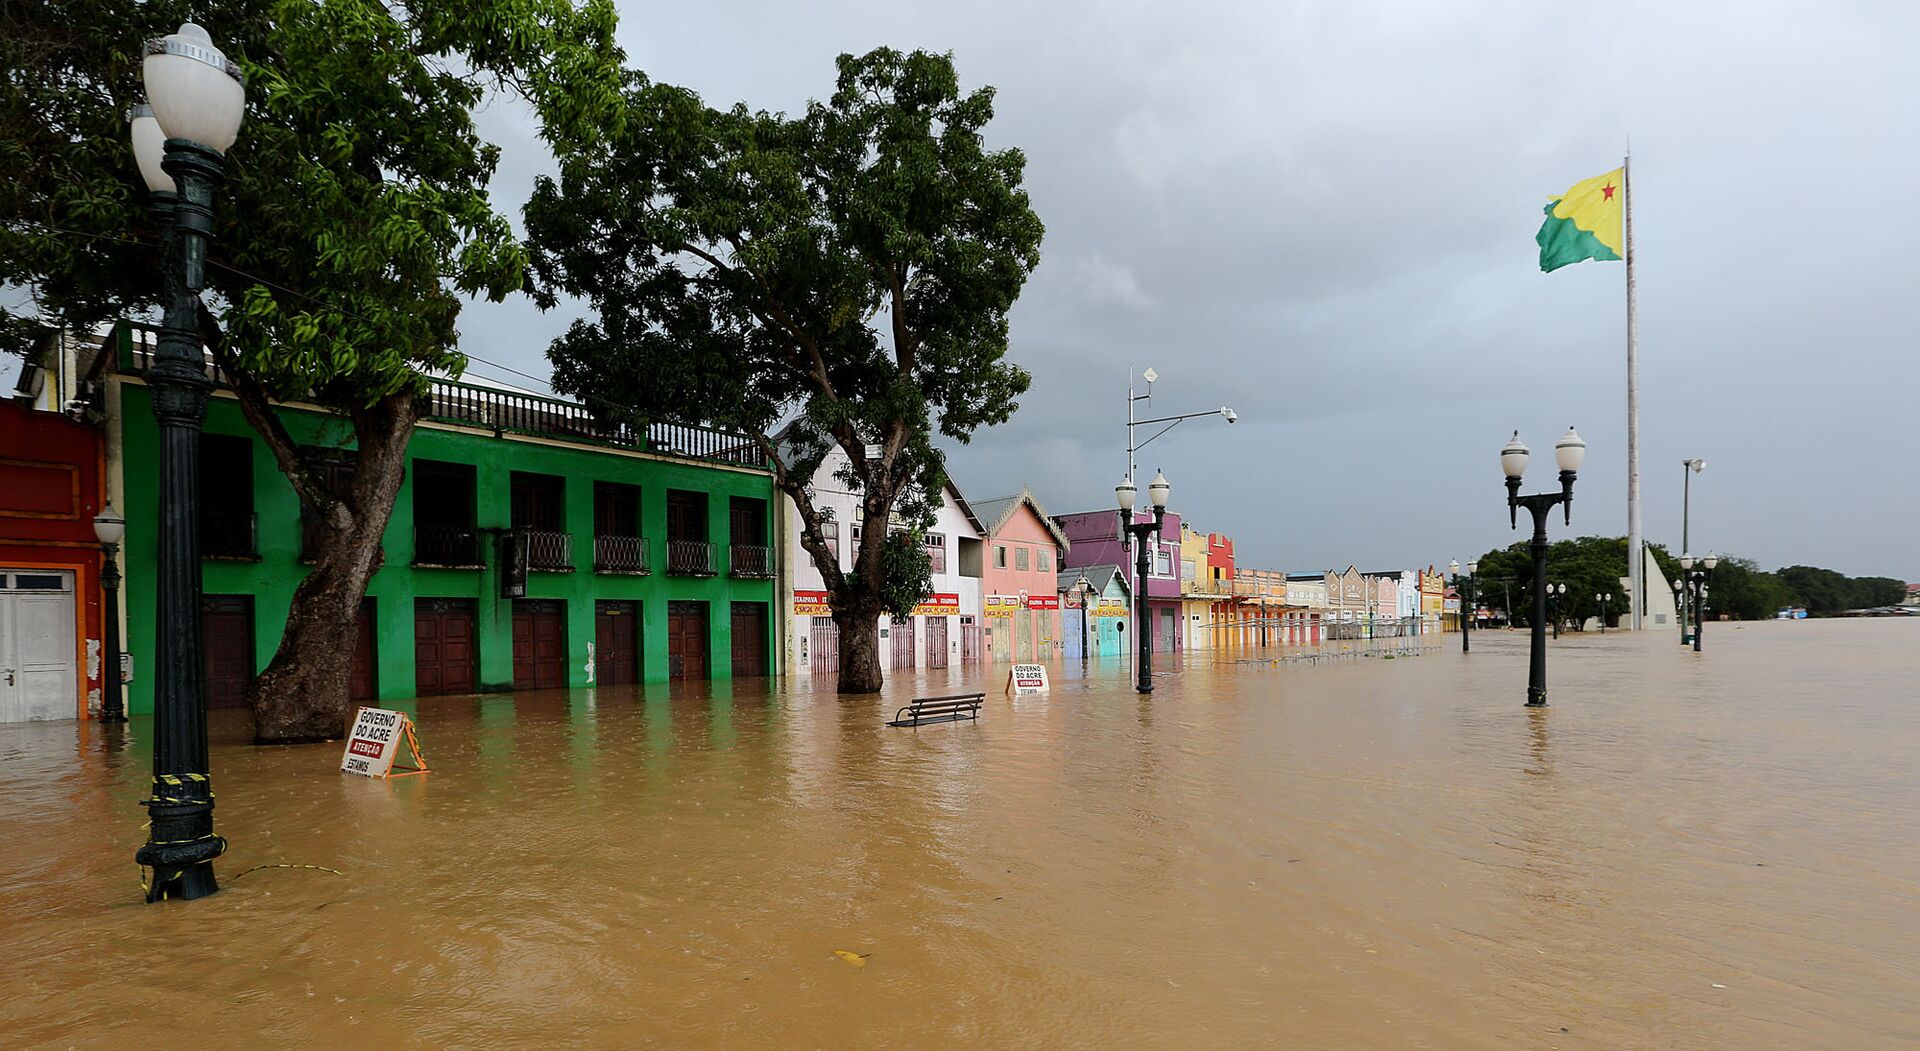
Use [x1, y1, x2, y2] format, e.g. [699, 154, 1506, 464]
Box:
[986, 594, 1020, 612]
[793, 590, 832, 615]
[340, 706, 429, 779]
[1026, 595, 1060, 611]
[1006, 663, 1049, 695]
[912, 593, 961, 616]
[1093, 599, 1129, 617]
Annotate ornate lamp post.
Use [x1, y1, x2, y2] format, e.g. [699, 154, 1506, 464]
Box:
[1680, 553, 1718, 652]
[1596, 591, 1612, 633]
[1072, 573, 1093, 670]
[1451, 559, 1479, 653]
[1117, 470, 1171, 695]
[1548, 582, 1567, 639]
[1503, 428, 1585, 708]
[92, 505, 128, 722]
[129, 21, 245, 902]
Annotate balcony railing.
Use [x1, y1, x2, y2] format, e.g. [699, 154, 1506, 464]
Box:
[594, 534, 649, 574]
[729, 544, 774, 579]
[414, 525, 484, 567]
[201, 510, 257, 559]
[118, 321, 767, 470]
[520, 528, 572, 571]
[665, 539, 716, 577]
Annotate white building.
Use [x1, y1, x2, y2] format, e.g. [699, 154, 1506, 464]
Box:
[778, 445, 986, 676]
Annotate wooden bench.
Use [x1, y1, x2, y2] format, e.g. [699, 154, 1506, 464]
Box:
[888, 692, 984, 728]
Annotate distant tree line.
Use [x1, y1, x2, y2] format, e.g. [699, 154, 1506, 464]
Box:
[1468, 536, 1907, 627]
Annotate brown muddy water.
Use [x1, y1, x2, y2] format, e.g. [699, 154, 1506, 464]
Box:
[3, 619, 1918, 1049]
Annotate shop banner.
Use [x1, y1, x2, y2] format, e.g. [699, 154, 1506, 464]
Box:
[794, 590, 832, 615]
[912, 593, 961, 616]
[1026, 595, 1060, 611]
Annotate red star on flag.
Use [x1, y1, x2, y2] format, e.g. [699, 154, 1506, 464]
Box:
[1602, 183, 1616, 201]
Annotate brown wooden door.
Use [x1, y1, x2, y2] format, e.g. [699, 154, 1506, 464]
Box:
[667, 601, 708, 681]
[730, 602, 768, 678]
[414, 599, 476, 696]
[925, 616, 949, 668]
[350, 598, 378, 701]
[200, 595, 253, 709]
[890, 616, 916, 668]
[512, 599, 568, 690]
[594, 600, 639, 686]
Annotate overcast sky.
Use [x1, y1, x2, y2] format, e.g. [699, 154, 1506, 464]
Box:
[451, 1, 1915, 580]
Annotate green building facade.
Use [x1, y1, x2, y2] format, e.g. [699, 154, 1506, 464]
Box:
[108, 329, 779, 716]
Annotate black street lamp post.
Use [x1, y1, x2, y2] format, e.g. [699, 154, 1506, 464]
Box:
[1680, 554, 1717, 653]
[1596, 591, 1612, 633]
[128, 22, 246, 902]
[1116, 471, 1171, 695]
[92, 505, 128, 723]
[1502, 428, 1586, 708]
[1450, 559, 1478, 653]
[1073, 573, 1093, 671]
[1548, 582, 1568, 639]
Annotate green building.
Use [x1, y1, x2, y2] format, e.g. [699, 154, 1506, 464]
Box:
[105, 324, 779, 715]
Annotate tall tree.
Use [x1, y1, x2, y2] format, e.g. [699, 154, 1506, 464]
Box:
[2, 0, 622, 740]
[525, 48, 1044, 692]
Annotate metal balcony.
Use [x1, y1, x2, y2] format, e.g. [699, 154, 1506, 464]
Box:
[665, 539, 716, 577]
[594, 534, 649, 575]
[414, 525, 484, 567]
[520, 528, 573, 571]
[729, 544, 774, 579]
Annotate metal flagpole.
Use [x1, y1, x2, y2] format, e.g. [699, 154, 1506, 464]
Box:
[1624, 152, 1643, 629]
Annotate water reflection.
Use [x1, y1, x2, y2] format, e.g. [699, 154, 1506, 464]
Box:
[1, 621, 1917, 1046]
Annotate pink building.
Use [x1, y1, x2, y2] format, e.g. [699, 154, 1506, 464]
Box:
[971, 487, 1070, 662]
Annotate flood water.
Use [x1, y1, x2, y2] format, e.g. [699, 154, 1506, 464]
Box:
[4, 618, 1918, 1048]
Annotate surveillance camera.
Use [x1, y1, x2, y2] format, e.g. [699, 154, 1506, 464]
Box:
[1222, 407, 1237, 424]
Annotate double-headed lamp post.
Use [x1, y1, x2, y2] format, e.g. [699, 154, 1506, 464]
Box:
[1548, 582, 1568, 639]
[1596, 592, 1612, 632]
[128, 21, 245, 903]
[1502, 427, 1586, 708]
[1450, 559, 1479, 653]
[92, 505, 127, 723]
[1680, 553, 1718, 652]
[1072, 573, 1093, 669]
[1116, 470, 1171, 695]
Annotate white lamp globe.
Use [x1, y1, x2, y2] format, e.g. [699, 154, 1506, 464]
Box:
[1680, 554, 1695, 570]
[92, 503, 127, 545]
[128, 104, 175, 192]
[143, 23, 246, 154]
[1500, 432, 1530, 480]
[1449, 559, 1460, 576]
[1703, 554, 1719, 570]
[1115, 477, 1137, 512]
[1147, 470, 1170, 509]
[1555, 426, 1587, 472]
[1467, 560, 1478, 575]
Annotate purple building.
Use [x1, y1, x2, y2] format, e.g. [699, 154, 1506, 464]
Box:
[1054, 509, 1183, 653]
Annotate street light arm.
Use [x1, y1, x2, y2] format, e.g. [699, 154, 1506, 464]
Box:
[1133, 409, 1232, 428]
[1133, 418, 1186, 454]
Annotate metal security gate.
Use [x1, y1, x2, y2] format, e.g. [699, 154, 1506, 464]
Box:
[0, 570, 75, 722]
[959, 616, 982, 664]
[809, 616, 838, 675]
[925, 616, 948, 668]
[889, 616, 916, 669]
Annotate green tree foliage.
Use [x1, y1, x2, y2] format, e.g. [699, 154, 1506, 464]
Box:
[1473, 537, 1904, 625]
[2, 0, 622, 739]
[525, 48, 1044, 692]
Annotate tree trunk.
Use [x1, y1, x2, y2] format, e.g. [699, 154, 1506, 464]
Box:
[246, 394, 416, 743]
[834, 605, 885, 693]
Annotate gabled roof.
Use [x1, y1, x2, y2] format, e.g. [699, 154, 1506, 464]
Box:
[1057, 563, 1130, 599]
[972, 485, 1071, 550]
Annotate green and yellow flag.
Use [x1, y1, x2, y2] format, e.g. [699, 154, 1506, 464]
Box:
[1537, 167, 1624, 272]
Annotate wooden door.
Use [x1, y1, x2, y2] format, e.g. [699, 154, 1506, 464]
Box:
[960, 616, 982, 664]
[200, 595, 254, 710]
[667, 601, 709, 681]
[890, 616, 916, 669]
[512, 599, 568, 690]
[414, 599, 477, 696]
[594, 600, 640, 686]
[349, 598, 378, 701]
[925, 616, 949, 668]
[729, 601, 768, 678]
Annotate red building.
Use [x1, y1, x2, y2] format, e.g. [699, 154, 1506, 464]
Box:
[0, 396, 109, 721]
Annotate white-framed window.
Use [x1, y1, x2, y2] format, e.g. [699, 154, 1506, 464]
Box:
[925, 532, 946, 574]
[995, 545, 1007, 568]
[820, 519, 839, 562]
[1015, 547, 1030, 571]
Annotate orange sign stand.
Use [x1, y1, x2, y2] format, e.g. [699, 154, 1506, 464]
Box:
[387, 717, 431, 779]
